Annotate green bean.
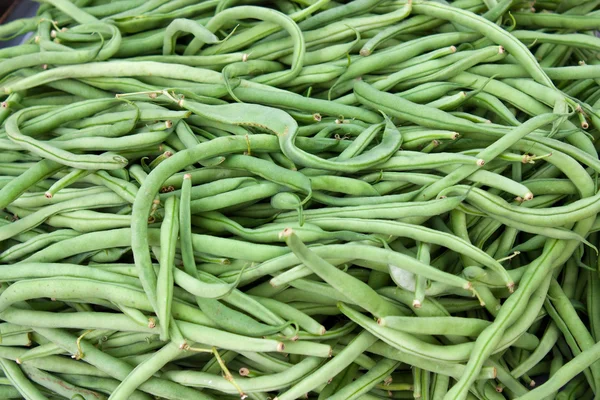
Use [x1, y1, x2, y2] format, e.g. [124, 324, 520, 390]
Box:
[34, 328, 214, 400]
[0, 384, 30, 398]
[0, 1, 597, 398]
[0, 160, 64, 210]
[274, 331, 377, 400]
[0, 42, 102, 77]
[440, 185, 600, 228]
[110, 342, 185, 400]
[389, 46, 507, 93]
[177, 321, 285, 353]
[21, 364, 105, 400]
[0, 230, 78, 262]
[338, 32, 480, 88]
[156, 195, 178, 340]
[42, 0, 98, 23]
[0, 192, 127, 242]
[193, 211, 372, 243]
[276, 196, 462, 221]
[163, 19, 219, 55]
[418, 113, 560, 201]
[282, 228, 464, 317]
[250, 296, 325, 335]
[518, 339, 600, 400]
[341, 335, 496, 381]
[378, 316, 490, 337]
[174, 268, 241, 299]
[341, 301, 538, 362]
[194, 279, 295, 338]
[513, 11, 600, 30]
[328, 358, 399, 400]
[548, 278, 600, 390]
[111, 2, 217, 34]
[447, 225, 594, 400]
[133, 136, 268, 300]
[6, 108, 127, 170]
[409, 1, 554, 87]
[177, 174, 276, 335]
[57, 374, 151, 400]
[166, 356, 321, 393]
[311, 218, 513, 289]
[42, 210, 131, 232]
[0, 357, 48, 400]
[218, 154, 311, 198]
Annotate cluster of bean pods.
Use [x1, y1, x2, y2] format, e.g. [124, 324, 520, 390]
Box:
[0, 0, 600, 399]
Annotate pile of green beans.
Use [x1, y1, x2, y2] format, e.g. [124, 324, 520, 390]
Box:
[0, 0, 599, 398]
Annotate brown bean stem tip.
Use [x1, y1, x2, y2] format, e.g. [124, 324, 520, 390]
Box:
[279, 228, 294, 239]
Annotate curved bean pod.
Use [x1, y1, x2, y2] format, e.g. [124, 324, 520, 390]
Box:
[6, 108, 128, 170]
